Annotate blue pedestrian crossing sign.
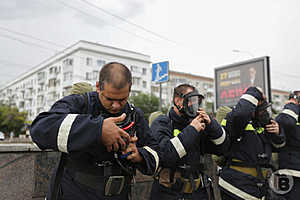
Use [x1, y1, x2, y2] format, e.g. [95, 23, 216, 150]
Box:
[152, 61, 169, 83]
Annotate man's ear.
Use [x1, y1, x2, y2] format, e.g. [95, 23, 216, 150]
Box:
[96, 81, 101, 93]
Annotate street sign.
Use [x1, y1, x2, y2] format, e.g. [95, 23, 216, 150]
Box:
[152, 61, 169, 83]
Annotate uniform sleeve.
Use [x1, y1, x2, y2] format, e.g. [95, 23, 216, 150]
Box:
[150, 115, 203, 168]
[30, 94, 104, 153]
[134, 108, 160, 175]
[276, 103, 299, 129]
[273, 103, 299, 149]
[202, 117, 230, 155]
[227, 87, 264, 139]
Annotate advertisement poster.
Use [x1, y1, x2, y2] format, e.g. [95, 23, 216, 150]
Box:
[214, 57, 271, 111]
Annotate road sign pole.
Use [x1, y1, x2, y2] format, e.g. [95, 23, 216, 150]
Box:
[159, 83, 162, 111]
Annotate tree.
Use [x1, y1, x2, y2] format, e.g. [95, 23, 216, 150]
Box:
[130, 93, 168, 120]
[0, 104, 27, 137]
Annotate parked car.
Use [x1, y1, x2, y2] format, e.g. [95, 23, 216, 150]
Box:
[0, 131, 4, 140]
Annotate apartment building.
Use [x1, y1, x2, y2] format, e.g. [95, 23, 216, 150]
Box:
[0, 40, 290, 121]
[271, 89, 290, 113]
[0, 41, 151, 121]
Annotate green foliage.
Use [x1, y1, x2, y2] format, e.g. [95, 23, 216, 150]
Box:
[0, 104, 27, 137]
[129, 93, 168, 120]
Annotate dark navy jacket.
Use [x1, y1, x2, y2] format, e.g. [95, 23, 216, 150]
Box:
[219, 87, 285, 199]
[30, 91, 159, 199]
[151, 108, 229, 169]
[276, 103, 300, 171]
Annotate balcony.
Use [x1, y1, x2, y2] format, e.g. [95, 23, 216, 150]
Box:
[24, 93, 33, 100]
[63, 65, 73, 73]
[38, 77, 46, 84]
[47, 86, 57, 93]
[48, 73, 58, 80]
[26, 84, 33, 89]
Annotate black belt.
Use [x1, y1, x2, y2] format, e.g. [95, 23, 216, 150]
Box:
[65, 165, 130, 191]
[65, 158, 123, 176]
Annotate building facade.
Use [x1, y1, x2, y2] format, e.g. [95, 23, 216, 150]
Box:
[0, 41, 151, 121]
[271, 89, 290, 113]
[0, 40, 290, 121]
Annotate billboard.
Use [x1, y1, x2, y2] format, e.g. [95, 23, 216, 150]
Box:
[214, 56, 271, 111]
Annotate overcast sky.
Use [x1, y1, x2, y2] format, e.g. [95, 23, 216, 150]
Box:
[0, 0, 299, 91]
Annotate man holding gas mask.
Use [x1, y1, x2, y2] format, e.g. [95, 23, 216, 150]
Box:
[274, 91, 300, 199]
[218, 86, 285, 200]
[150, 83, 229, 200]
[30, 62, 160, 200]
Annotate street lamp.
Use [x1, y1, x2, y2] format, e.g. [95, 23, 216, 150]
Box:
[232, 49, 254, 58]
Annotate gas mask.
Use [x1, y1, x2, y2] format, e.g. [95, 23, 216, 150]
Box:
[101, 103, 137, 175]
[253, 100, 272, 128]
[175, 91, 204, 121]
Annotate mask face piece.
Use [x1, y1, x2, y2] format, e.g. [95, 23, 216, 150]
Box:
[182, 91, 204, 119]
[254, 100, 272, 127]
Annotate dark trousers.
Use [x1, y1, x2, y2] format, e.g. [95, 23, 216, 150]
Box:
[150, 179, 209, 200]
[46, 168, 130, 200]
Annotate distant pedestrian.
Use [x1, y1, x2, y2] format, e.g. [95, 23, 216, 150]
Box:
[9, 131, 14, 142]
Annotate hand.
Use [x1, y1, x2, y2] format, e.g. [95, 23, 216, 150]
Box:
[122, 136, 143, 163]
[190, 113, 206, 132]
[101, 113, 130, 152]
[198, 108, 211, 125]
[265, 120, 279, 135]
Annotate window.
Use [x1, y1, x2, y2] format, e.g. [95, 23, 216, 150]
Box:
[142, 68, 147, 75]
[37, 72, 45, 81]
[151, 86, 159, 93]
[49, 66, 58, 74]
[131, 65, 139, 73]
[86, 72, 92, 80]
[48, 79, 56, 87]
[92, 71, 98, 80]
[97, 59, 106, 68]
[63, 58, 73, 66]
[133, 77, 141, 86]
[86, 57, 93, 66]
[63, 72, 73, 81]
[142, 81, 147, 88]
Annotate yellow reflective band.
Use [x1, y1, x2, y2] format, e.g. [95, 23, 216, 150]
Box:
[245, 124, 255, 131]
[221, 119, 227, 126]
[244, 124, 264, 134]
[173, 129, 181, 137]
[256, 127, 264, 134]
[221, 119, 264, 134]
[297, 122, 300, 126]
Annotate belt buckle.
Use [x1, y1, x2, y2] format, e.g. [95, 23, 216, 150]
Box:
[105, 176, 125, 196]
[182, 176, 202, 194]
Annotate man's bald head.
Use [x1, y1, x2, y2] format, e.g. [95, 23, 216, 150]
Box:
[98, 62, 132, 90]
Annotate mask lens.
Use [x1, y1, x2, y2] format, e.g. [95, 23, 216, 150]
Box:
[185, 95, 202, 117]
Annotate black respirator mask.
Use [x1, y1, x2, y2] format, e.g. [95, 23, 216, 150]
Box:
[102, 103, 137, 175]
[175, 91, 204, 121]
[253, 100, 272, 128]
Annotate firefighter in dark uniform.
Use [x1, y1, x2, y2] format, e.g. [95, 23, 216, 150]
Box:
[275, 91, 300, 199]
[218, 86, 285, 200]
[30, 62, 160, 200]
[150, 83, 229, 200]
